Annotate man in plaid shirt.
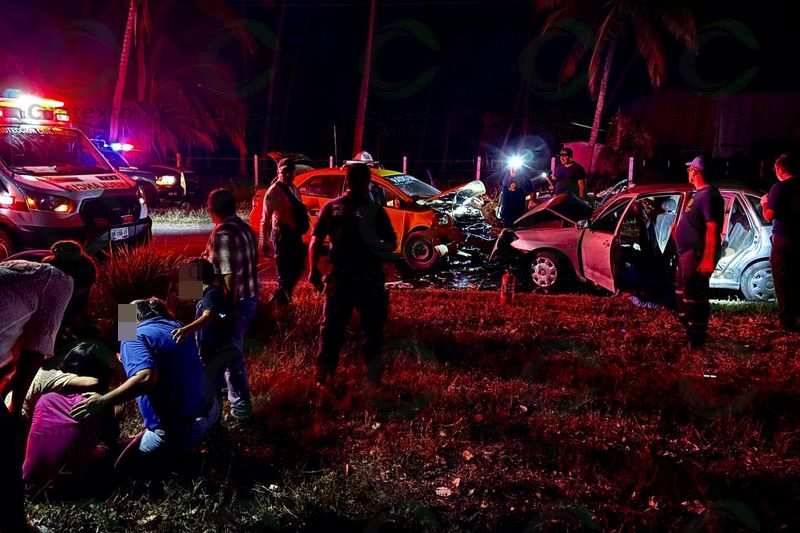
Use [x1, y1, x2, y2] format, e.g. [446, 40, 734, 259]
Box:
[204, 189, 259, 420]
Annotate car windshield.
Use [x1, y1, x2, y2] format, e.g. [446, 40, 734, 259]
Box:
[384, 174, 440, 199]
[0, 126, 112, 175]
[101, 149, 130, 168]
[746, 193, 769, 225]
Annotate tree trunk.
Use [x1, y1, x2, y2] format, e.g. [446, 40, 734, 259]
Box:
[352, 0, 376, 156]
[262, 1, 286, 154]
[109, 0, 136, 141]
[588, 45, 614, 173]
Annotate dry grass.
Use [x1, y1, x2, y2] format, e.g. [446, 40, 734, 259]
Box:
[28, 245, 800, 532]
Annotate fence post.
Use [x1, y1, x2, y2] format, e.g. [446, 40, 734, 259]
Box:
[329, 156, 334, 168]
[254, 155, 259, 188]
[627, 156, 635, 188]
[403, 155, 407, 174]
[550, 156, 556, 173]
[476, 156, 482, 181]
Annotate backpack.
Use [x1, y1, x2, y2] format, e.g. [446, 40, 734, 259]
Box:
[275, 181, 311, 234]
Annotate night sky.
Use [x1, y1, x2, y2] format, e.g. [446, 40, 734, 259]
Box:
[1, 0, 797, 179]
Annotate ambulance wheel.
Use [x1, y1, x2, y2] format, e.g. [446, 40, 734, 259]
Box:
[0, 228, 16, 261]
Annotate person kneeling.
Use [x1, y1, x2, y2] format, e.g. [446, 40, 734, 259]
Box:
[70, 298, 219, 476]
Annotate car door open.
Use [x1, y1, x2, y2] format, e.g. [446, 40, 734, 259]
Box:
[580, 198, 630, 292]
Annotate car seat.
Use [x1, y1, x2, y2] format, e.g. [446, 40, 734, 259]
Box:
[654, 198, 677, 253]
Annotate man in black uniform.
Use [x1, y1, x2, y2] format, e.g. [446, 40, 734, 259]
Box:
[308, 163, 398, 386]
[552, 147, 586, 197]
[674, 156, 724, 349]
[499, 163, 532, 227]
[761, 153, 800, 332]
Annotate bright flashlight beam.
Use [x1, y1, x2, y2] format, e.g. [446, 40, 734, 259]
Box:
[508, 155, 524, 170]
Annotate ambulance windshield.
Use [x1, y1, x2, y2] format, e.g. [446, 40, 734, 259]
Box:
[0, 125, 113, 175]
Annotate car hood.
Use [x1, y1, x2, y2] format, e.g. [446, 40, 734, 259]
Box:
[515, 192, 593, 226]
[423, 180, 486, 202]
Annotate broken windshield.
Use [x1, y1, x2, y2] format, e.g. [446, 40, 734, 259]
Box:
[0, 126, 112, 175]
[384, 174, 440, 199]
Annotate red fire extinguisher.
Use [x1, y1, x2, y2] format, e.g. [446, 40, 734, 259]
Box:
[500, 269, 515, 304]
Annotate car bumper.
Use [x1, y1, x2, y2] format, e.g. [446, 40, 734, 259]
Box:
[13, 217, 152, 254]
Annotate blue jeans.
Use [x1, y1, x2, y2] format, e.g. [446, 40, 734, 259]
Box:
[223, 296, 258, 417]
[139, 400, 221, 455]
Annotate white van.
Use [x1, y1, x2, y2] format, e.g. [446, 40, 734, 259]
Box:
[0, 92, 151, 259]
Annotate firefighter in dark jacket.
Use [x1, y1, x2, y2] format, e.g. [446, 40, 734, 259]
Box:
[308, 163, 398, 387]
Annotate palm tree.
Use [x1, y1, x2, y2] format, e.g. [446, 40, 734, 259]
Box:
[536, 0, 696, 171]
[109, 0, 136, 141]
[353, 0, 377, 155]
[109, 0, 255, 148]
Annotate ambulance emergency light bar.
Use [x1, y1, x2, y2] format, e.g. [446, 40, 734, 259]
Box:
[0, 89, 70, 124]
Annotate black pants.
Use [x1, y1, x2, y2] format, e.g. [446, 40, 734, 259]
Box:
[771, 234, 800, 327]
[271, 230, 306, 306]
[316, 275, 389, 380]
[675, 251, 711, 347]
[0, 406, 27, 532]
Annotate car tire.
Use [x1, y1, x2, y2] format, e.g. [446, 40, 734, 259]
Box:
[402, 230, 438, 271]
[740, 261, 775, 302]
[529, 251, 566, 291]
[0, 228, 16, 261]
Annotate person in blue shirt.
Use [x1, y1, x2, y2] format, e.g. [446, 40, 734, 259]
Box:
[171, 258, 238, 400]
[71, 298, 219, 468]
[674, 156, 724, 349]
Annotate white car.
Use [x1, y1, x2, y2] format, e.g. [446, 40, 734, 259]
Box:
[492, 185, 774, 302]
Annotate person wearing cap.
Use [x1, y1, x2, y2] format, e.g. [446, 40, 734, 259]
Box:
[0, 260, 73, 533]
[552, 147, 586, 197]
[674, 156, 724, 349]
[261, 158, 306, 307]
[760, 153, 800, 332]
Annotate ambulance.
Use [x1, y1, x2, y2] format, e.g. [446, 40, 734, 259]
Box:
[0, 91, 152, 259]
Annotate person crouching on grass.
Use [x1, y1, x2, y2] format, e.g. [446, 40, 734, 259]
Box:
[171, 258, 238, 408]
[70, 298, 219, 476]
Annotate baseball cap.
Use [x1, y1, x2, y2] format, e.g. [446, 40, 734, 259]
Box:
[278, 158, 296, 171]
[685, 155, 705, 171]
[559, 147, 573, 156]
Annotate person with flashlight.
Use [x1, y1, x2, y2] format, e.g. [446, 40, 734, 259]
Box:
[499, 156, 532, 227]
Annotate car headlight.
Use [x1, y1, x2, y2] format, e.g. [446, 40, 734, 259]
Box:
[156, 175, 176, 186]
[24, 193, 75, 214]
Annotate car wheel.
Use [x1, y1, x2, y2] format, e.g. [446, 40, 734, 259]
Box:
[0, 228, 16, 261]
[529, 251, 563, 290]
[740, 261, 775, 302]
[402, 230, 438, 271]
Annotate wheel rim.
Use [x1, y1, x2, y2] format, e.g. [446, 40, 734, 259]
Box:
[747, 266, 774, 301]
[409, 237, 434, 264]
[531, 256, 558, 288]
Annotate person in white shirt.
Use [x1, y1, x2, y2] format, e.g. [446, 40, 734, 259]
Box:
[0, 260, 72, 533]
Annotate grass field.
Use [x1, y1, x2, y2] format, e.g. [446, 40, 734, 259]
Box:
[26, 246, 800, 532]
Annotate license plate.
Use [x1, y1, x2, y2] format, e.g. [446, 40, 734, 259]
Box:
[110, 227, 129, 241]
